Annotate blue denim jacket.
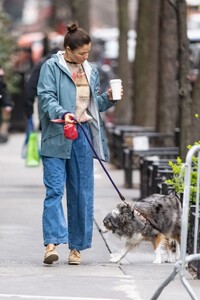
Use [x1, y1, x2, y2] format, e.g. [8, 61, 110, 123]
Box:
[37, 51, 115, 161]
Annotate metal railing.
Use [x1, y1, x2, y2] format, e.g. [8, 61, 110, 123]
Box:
[150, 145, 200, 300]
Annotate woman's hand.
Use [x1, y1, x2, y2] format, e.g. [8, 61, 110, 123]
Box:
[107, 86, 123, 101]
[107, 88, 113, 100]
[64, 113, 76, 124]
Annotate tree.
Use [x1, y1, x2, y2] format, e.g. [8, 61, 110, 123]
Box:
[177, 0, 193, 159]
[191, 72, 200, 143]
[38, 0, 90, 34]
[114, 0, 132, 125]
[0, 6, 19, 93]
[68, 0, 90, 33]
[156, 0, 179, 146]
[133, 0, 199, 156]
[133, 0, 160, 127]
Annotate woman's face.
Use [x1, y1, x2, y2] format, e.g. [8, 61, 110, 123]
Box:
[66, 43, 91, 64]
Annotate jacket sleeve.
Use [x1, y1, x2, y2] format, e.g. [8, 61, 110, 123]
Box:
[24, 63, 41, 117]
[92, 68, 116, 112]
[37, 60, 67, 121]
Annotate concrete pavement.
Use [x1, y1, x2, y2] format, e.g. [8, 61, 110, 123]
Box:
[0, 133, 199, 300]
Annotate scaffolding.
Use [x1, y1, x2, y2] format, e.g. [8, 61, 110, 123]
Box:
[150, 145, 200, 300]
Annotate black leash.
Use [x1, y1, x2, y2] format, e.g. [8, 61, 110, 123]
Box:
[75, 119, 127, 203]
[51, 118, 127, 204]
[134, 208, 162, 233]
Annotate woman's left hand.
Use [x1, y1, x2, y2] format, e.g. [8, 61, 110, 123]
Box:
[107, 86, 123, 101]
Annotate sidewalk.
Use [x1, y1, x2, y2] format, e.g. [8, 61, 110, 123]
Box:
[0, 133, 199, 300]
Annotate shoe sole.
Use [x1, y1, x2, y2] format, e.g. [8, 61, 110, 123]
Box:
[68, 261, 81, 265]
[43, 253, 59, 264]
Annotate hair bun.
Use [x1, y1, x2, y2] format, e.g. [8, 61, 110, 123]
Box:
[64, 21, 90, 50]
[66, 22, 78, 34]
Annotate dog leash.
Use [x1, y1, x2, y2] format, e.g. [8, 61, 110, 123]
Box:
[134, 207, 162, 232]
[51, 118, 127, 204]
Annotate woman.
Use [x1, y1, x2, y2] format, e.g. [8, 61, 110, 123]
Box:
[37, 22, 121, 265]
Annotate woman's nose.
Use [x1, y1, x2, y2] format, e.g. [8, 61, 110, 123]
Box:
[83, 53, 89, 60]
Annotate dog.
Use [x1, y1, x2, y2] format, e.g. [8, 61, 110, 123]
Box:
[103, 194, 181, 264]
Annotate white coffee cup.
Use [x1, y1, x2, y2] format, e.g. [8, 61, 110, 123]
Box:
[110, 79, 122, 100]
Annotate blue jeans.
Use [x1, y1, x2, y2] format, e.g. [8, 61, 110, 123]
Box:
[42, 123, 94, 251]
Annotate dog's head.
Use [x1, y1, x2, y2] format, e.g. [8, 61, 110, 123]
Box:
[103, 203, 145, 238]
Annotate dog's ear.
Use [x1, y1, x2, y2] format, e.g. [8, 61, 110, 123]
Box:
[111, 217, 120, 229]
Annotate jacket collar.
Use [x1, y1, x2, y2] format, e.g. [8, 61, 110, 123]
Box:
[53, 51, 92, 83]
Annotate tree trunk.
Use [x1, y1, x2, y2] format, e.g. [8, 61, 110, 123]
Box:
[191, 68, 200, 143]
[133, 0, 160, 127]
[114, 0, 131, 125]
[177, 0, 192, 159]
[69, 0, 90, 33]
[156, 0, 178, 146]
[48, 0, 57, 30]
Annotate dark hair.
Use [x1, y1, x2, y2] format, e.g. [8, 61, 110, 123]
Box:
[63, 22, 91, 50]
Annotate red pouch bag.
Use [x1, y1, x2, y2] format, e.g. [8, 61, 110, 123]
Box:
[64, 124, 78, 140]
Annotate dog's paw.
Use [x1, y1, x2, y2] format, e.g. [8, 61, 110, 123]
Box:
[154, 250, 162, 264]
[99, 226, 109, 234]
[165, 258, 173, 263]
[175, 250, 180, 261]
[153, 258, 162, 264]
[109, 253, 121, 263]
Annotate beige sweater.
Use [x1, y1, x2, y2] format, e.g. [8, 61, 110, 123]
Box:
[66, 62, 92, 122]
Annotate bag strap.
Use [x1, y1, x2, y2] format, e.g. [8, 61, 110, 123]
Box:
[27, 116, 35, 133]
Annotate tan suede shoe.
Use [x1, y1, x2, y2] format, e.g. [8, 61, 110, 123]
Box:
[68, 250, 81, 265]
[43, 244, 59, 264]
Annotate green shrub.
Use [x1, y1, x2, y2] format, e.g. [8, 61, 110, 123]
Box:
[165, 141, 200, 204]
[0, 8, 20, 93]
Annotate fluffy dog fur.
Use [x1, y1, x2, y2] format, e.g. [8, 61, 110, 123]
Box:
[103, 194, 181, 264]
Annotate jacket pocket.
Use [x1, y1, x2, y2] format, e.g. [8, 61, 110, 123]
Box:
[42, 123, 64, 142]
